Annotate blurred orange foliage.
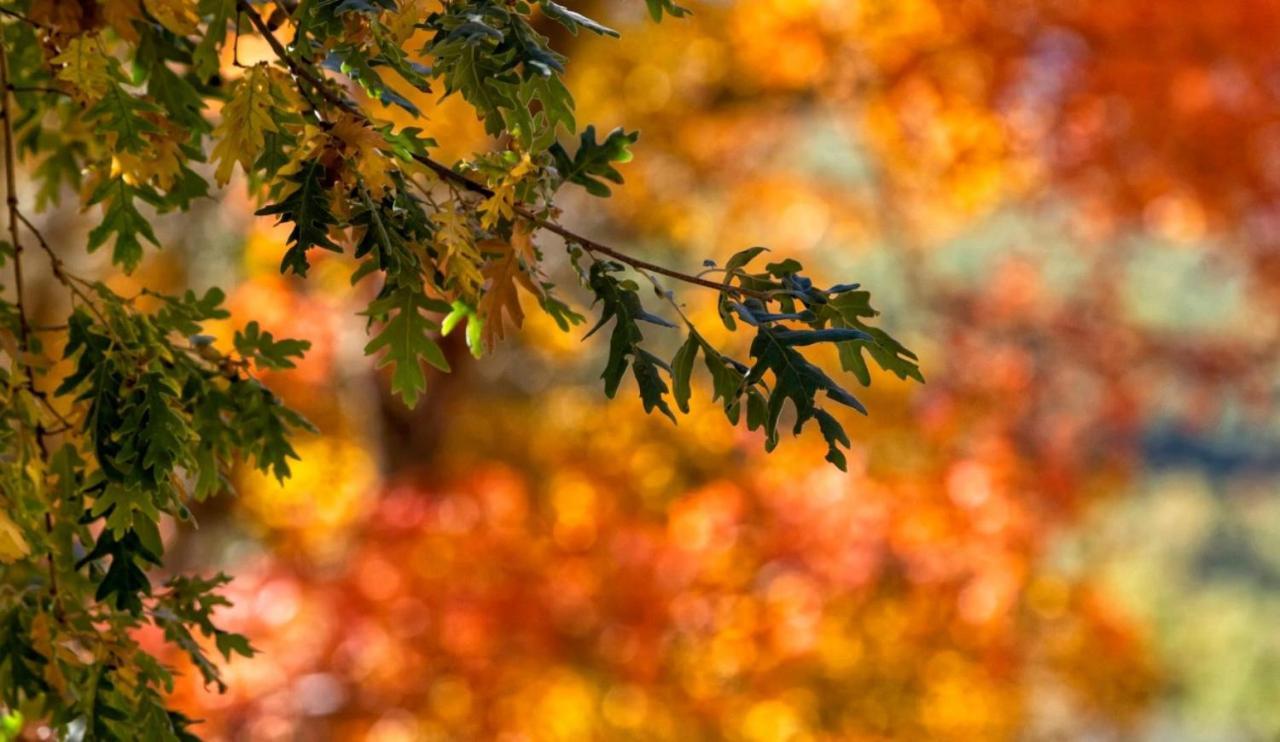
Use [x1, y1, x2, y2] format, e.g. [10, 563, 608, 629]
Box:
[143, 0, 1280, 738]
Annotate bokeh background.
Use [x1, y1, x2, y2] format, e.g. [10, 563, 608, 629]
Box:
[20, 0, 1280, 739]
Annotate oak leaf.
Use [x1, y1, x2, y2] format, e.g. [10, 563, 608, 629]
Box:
[477, 240, 540, 350]
[211, 65, 279, 186]
[51, 35, 112, 103]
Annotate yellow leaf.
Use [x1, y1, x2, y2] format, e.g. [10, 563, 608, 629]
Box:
[479, 181, 515, 231]
[142, 0, 198, 35]
[278, 123, 326, 181]
[50, 34, 112, 103]
[511, 221, 538, 265]
[510, 152, 534, 179]
[211, 64, 279, 186]
[479, 153, 534, 230]
[114, 116, 185, 189]
[433, 209, 484, 299]
[0, 510, 29, 564]
[331, 113, 395, 194]
[477, 241, 540, 350]
[383, 0, 431, 45]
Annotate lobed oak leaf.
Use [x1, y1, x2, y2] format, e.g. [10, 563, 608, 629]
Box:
[211, 64, 279, 186]
[331, 113, 396, 195]
[479, 180, 515, 230]
[477, 241, 540, 351]
[433, 208, 485, 299]
[511, 221, 538, 265]
[383, 0, 432, 45]
[50, 35, 113, 103]
[113, 117, 185, 190]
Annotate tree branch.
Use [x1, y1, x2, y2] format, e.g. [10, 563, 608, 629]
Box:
[0, 37, 61, 617]
[236, 1, 758, 298]
[1, 38, 40, 422]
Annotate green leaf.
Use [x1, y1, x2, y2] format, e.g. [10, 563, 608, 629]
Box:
[671, 331, 698, 413]
[725, 245, 769, 273]
[633, 348, 676, 422]
[645, 0, 691, 21]
[231, 379, 314, 481]
[147, 62, 211, 136]
[256, 159, 343, 276]
[0, 609, 50, 706]
[814, 408, 851, 471]
[540, 1, 620, 37]
[550, 126, 638, 197]
[75, 528, 160, 614]
[194, 0, 236, 81]
[86, 179, 160, 273]
[113, 372, 196, 487]
[363, 287, 452, 407]
[442, 300, 485, 359]
[88, 84, 160, 152]
[747, 323, 866, 450]
[234, 321, 312, 370]
[822, 290, 924, 384]
[770, 327, 874, 346]
[214, 631, 255, 660]
[586, 262, 676, 421]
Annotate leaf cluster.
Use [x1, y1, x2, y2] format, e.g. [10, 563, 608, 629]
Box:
[0, 0, 920, 736]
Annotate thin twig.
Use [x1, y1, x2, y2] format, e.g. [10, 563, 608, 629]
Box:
[16, 209, 110, 325]
[28, 388, 73, 429]
[9, 84, 68, 96]
[236, 1, 761, 299]
[0, 37, 61, 618]
[0, 39, 41, 434]
[0, 7, 51, 31]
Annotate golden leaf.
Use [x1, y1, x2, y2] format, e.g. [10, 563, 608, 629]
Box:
[0, 510, 29, 564]
[210, 64, 279, 186]
[478, 154, 534, 231]
[50, 34, 112, 103]
[383, 0, 431, 45]
[433, 208, 484, 299]
[511, 221, 538, 265]
[331, 113, 395, 195]
[114, 116, 185, 189]
[142, 0, 199, 36]
[479, 181, 515, 231]
[477, 241, 540, 351]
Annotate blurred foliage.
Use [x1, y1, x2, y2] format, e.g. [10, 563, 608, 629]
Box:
[3, 0, 1280, 740]
[159, 0, 1279, 737]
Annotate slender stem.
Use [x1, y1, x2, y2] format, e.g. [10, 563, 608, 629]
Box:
[0, 7, 50, 31]
[236, 1, 761, 299]
[9, 85, 68, 96]
[1, 37, 39, 418]
[16, 209, 111, 326]
[0, 37, 60, 617]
